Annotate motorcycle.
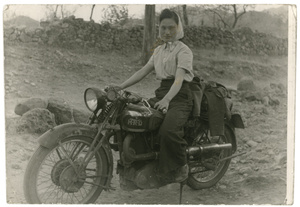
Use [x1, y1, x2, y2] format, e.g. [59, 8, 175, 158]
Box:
[23, 81, 244, 204]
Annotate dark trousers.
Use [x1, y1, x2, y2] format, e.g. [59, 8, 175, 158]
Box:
[152, 80, 193, 175]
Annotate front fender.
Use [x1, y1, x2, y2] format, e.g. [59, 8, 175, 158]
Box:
[38, 123, 98, 149]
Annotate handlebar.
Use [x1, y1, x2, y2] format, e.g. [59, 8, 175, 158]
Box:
[104, 86, 167, 114]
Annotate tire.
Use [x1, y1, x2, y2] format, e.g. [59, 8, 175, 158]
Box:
[187, 126, 234, 190]
[23, 136, 111, 204]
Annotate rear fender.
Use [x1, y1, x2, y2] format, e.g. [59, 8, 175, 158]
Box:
[224, 122, 237, 153]
[225, 113, 244, 153]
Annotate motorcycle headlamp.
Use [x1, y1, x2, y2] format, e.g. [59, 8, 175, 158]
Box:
[84, 88, 107, 112]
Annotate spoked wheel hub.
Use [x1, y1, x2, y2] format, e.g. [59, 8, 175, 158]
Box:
[59, 165, 87, 193]
[51, 159, 87, 193]
[51, 159, 70, 186]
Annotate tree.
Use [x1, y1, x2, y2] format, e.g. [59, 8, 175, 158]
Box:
[44, 5, 80, 21]
[203, 4, 255, 29]
[102, 5, 129, 26]
[231, 4, 249, 29]
[90, 4, 96, 21]
[141, 5, 156, 65]
[182, 5, 189, 26]
[3, 5, 17, 21]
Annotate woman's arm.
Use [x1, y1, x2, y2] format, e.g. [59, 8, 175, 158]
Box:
[119, 62, 154, 90]
[154, 68, 186, 110]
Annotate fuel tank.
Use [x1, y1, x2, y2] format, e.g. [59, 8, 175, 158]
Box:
[120, 103, 164, 132]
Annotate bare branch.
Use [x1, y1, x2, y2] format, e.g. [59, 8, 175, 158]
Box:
[90, 4, 96, 21]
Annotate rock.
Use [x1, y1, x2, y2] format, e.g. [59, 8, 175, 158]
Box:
[246, 140, 258, 147]
[269, 97, 280, 106]
[273, 166, 282, 170]
[258, 157, 269, 163]
[24, 79, 30, 84]
[19, 32, 32, 42]
[275, 153, 287, 166]
[238, 166, 252, 175]
[56, 50, 64, 57]
[17, 108, 56, 134]
[239, 159, 247, 164]
[62, 23, 69, 28]
[219, 185, 227, 190]
[253, 136, 262, 143]
[262, 107, 269, 115]
[242, 91, 262, 102]
[73, 108, 90, 124]
[277, 83, 285, 93]
[231, 159, 238, 164]
[262, 96, 269, 106]
[14, 98, 48, 116]
[47, 98, 74, 124]
[237, 77, 256, 91]
[267, 149, 275, 155]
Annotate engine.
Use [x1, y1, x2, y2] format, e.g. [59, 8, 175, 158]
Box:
[117, 132, 162, 190]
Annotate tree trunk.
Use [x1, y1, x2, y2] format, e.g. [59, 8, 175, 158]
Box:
[141, 5, 156, 65]
[61, 5, 64, 19]
[90, 4, 96, 21]
[54, 5, 59, 18]
[182, 5, 189, 26]
[231, 4, 247, 29]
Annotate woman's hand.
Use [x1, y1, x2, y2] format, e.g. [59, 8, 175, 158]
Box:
[106, 84, 122, 92]
[154, 98, 170, 112]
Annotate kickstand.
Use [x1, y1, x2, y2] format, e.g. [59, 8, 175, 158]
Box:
[179, 181, 186, 204]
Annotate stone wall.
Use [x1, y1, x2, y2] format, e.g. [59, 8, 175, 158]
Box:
[4, 15, 288, 56]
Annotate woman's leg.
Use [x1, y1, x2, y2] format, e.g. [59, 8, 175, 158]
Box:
[158, 102, 192, 175]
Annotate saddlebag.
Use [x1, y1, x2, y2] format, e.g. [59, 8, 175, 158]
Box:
[191, 77, 232, 136]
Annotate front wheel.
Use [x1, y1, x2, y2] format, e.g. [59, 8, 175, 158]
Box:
[187, 127, 234, 190]
[23, 136, 111, 204]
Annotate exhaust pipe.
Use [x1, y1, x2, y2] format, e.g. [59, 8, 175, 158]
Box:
[187, 143, 232, 156]
[123, 134, 232, 163]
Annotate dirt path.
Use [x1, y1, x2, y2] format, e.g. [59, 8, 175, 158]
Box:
[4, 42, 288, 204]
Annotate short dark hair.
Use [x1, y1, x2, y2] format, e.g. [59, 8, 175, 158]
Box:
[159, 9, 179, 25]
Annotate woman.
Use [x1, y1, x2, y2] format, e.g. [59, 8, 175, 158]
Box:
[114, 9, 194, 183]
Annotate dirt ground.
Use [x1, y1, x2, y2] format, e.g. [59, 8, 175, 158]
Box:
[4, 41, 289, 204]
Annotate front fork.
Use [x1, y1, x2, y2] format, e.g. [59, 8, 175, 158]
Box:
[56, 126, 108, 176]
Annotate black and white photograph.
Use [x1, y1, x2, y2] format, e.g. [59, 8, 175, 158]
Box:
[1, 1, 297, 205]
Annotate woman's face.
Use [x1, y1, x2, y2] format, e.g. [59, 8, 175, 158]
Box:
[159, 18, 178, 42]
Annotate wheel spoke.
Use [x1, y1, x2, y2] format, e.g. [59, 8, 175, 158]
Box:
[26, 136, 108, 204]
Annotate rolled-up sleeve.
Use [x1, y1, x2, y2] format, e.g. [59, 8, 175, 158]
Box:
[146, 55, 154, 68]
[177, 47, 193, 74]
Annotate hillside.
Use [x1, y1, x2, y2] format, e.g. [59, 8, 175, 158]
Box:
[262, 5, 289, 22]
[186, 5, 288, 39]
[4, 15, 40, 28]
[235, 10, 288, 38]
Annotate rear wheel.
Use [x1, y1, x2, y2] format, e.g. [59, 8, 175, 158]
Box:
[187, 127, 234, 190]
[23, 136, 111, 204]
